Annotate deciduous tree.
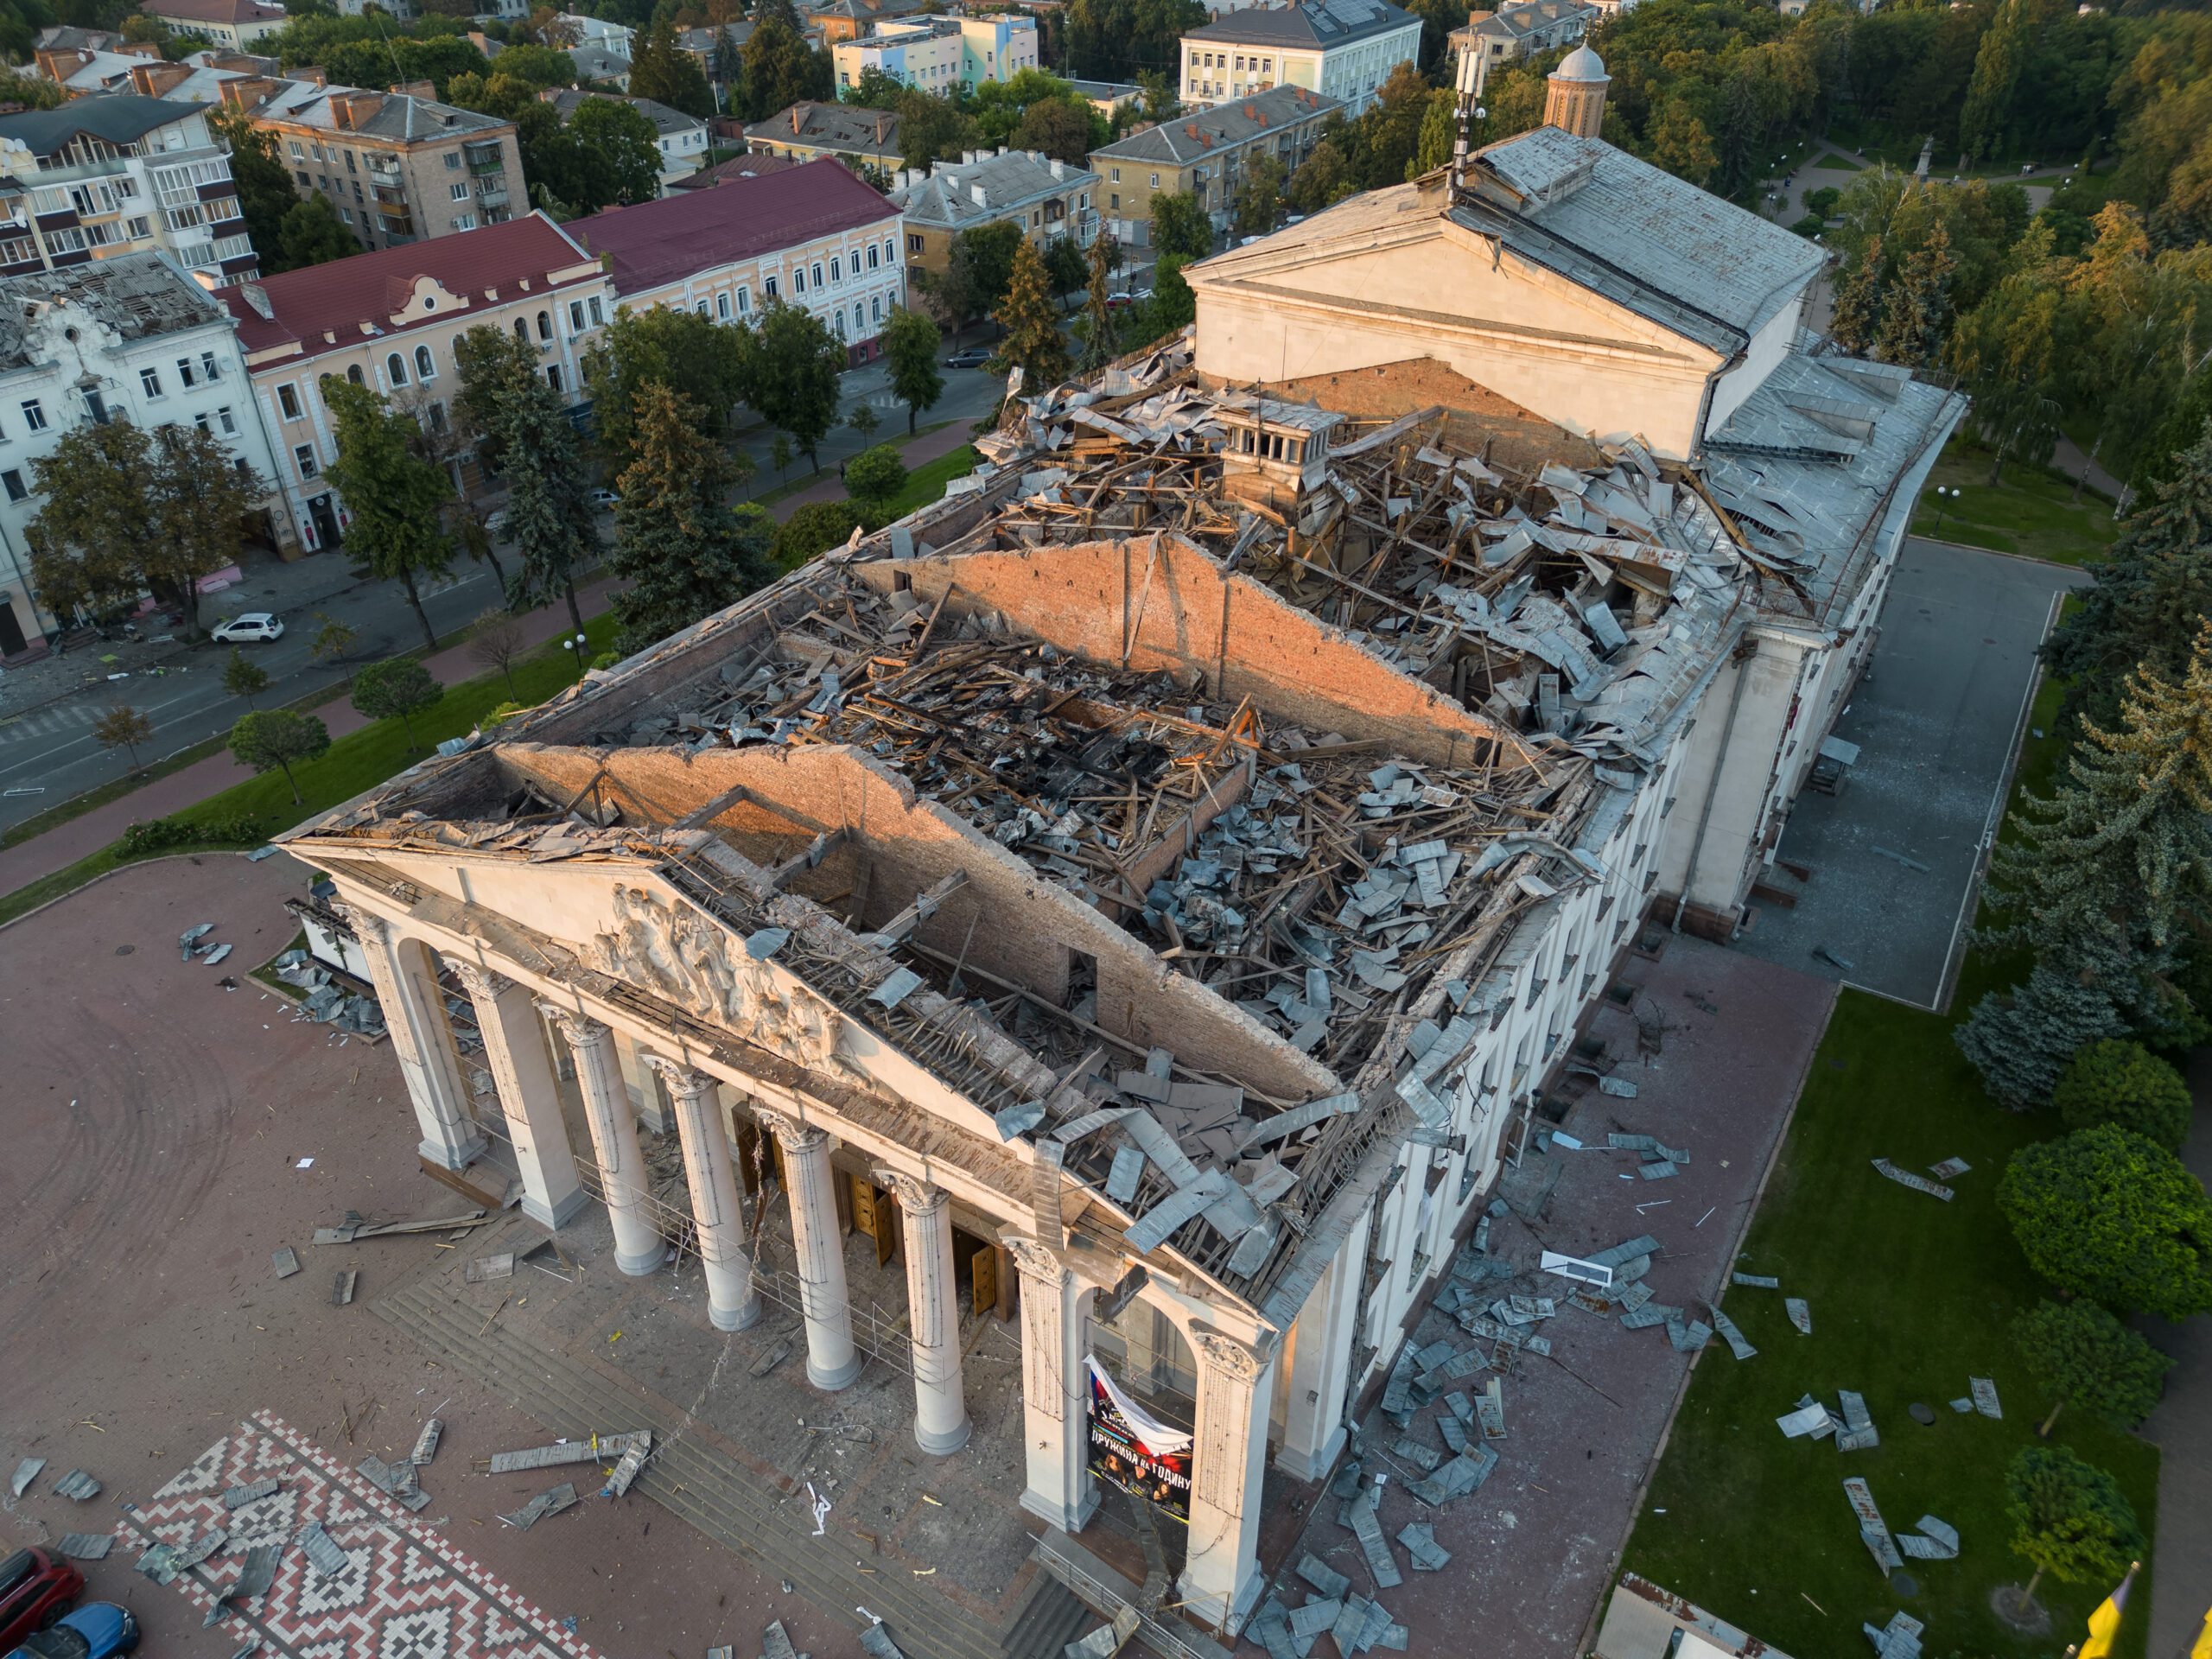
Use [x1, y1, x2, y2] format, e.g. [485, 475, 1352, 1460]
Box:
[228, 709, 330, 804]
[322, 379, 455, 653]
[882, 307, 944, 435]
[277, 194, 359, 270]
[1234, 152, 1287, 238]
[749, 300, 847, 474]
[2052, 1039, 2194, 1149]
[1873, 219, 1957, 370]
[569, 96, 664, 205]
[2003, 1445, 2142, 1606]
[582, 303, 753, 473]
[92, 703, 154, 773]
[1999, 1125, 2212, 1319]
[351, 656, 446, 751]
[2013, 1299, 2175, 1437]
[775, 500, 862, 569]
[844, 442, 907, 515]
[222, 647, 270, 706]
[468, 607, 525, 696]
[1149, 188, 1213, 262]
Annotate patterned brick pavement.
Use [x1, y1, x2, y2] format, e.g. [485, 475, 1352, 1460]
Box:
[118, 1411, 607, 1659]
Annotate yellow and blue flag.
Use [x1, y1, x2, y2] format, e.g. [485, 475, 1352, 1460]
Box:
[2077, 1560, 2138, 1659]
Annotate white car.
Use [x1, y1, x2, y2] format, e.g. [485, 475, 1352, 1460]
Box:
[588, 488, 620, 511]
[212, 612, 283, 643]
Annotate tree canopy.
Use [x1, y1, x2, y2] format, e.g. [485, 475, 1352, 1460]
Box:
[1999, 1124, 2212, 1319]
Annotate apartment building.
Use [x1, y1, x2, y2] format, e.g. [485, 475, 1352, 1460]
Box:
[1179, 0, 1421, 114]
[224, 77, 524, 252]
[744, 100, 904, 173]
[539, 90, 709, 194]
[1447, 0, 1596, 94]
[137, 0, 289, 50]
[1090, 84, 1335, 246]
[568, 156, 904, 366]
[888, 147, 1096, 274]
[0, 252, 280, 657]
[0, 95, 257, 287]
[553, 13, 635, 57]
[830, 13, 1040, 94]
[219, 212, 613, 554]
[806, 0, 937, 45]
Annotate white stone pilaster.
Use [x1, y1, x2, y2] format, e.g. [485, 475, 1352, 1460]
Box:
[348, 909, 484, 1171]
[1007, 1236, 1096, 1533]
[544, 1007, 665, 1275]
[1275, 1206, 1371, 1482]
[454, 964, 585, 1230]
[650, 1059, 761, 1332]
[879, 1170, 969, 1454]
[762, 1108, 860, 1391]
[1179, 1330, 1275, 1632]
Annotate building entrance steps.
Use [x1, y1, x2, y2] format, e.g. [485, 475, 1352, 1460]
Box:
[372, 1209, 1085, 1659]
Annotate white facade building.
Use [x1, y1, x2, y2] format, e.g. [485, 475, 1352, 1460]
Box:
[1179, 0, 1422, 113]
[0, 253, 279, 658]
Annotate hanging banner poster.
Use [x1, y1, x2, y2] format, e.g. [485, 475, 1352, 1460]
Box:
[1085, 1356, 1192, 1523]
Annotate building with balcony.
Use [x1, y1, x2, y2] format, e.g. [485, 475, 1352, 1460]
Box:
[568, 156, 904, 366]
[137, 0, 289, 50]
[223, 77, 525, 253]
[218, 212, 613, 556]
[1090, 84, 1336, 247]
[554, 12, 635, 59]
[1179, 0, 1421, 115]
[0, 94, 257, 287]
[744, 100, 904, 175]
[1447, 0, 1597, 95]
[888, 147, 1096, 275]
[538, 90, 709, 194]
[830, 13, 1039, 94]
[0, 251, 282, 658]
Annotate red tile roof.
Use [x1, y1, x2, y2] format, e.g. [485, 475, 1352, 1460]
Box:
[219, 214, 602, 359]
[566, 157, 899, 297]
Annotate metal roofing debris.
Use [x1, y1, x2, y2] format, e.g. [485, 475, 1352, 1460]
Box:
[56, 1534, 112, 1560]
[1844, 1478, 1903, 1573]
[467, 1252, 516, 1283]
[501, 1482, 579, 1531]
[297, 1522, 351, 1579]
[1896, 1516, 1959, 1561]
[331, 1270, 359, 1306]
[1396, 1522, 1451, 1572]
[1777, 1402, 1831, 1439]
[135, 1542, 184, 1585]
[1731, 1273, 1778, 1288]
[1968, 1377, 2001, 1420]
[1408, 1443, 1497, 1506]
[1927, 1157, 1971, 1180]
[315, 1208, 490, 1243]
[858, 1624, 909, 1659]
[224, 1478, 280, 1509]
[1296, 1552, 1351, 1599]
[180, 923, 213, 959]
[202, 944, 233, 967]
[356, 1454, 429, 1511]
[1872, 1159, 1952, 1201]
[175, 1529, 227, 1571]
[411, 1419, 442, 1467]
[1836, 1389, 1878, 1452]
[489, 1432, 652, 1473]
[762, 1618, 807, 1659]
[1064, 1605, 1141, 1659]
[53, 1470, 99, 1501]
[272, 1248, 300, 1279]
[10, 1459, 42, 1497]
[1664, 1315, 1711, 1354]
[601, 1433, 652, 1497]
[1707, 1306, 1757, 1362]
[1343, 1485, 1402, 1587]
[1949, 1397, 1974, 1414]
[1786, 1296, 1812, 1334]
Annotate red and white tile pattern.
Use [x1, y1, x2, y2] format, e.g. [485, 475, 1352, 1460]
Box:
[120, 1410, 606, 1659]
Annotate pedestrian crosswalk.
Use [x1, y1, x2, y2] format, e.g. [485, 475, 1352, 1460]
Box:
[0, 697, 107, 744]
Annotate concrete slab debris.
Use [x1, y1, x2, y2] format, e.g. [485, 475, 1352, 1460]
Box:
[10, 1459, 42, 1497]
[1786, 1296, 1812, 1334]
[466, 1252, 516, 1283]
[501, 1481, 578, 1530]
[1968, 1376, 2001, 1419]
[52, 1469, 99, 1501]
[1871, 1159, 1953, 1201]
[271, 1248, 300, 1279]
[55, 1534, 113, 1560]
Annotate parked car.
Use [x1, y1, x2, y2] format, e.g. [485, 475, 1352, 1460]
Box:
[5, 1601, 138, 1659]
[0, 1551, 84, 1654]
[944, 346, 994, 370]
[588, 488, 620, 511]
[210, 612, 283, 644]
[484, 508, 509, 539]
[1103, 293, 1137, 311]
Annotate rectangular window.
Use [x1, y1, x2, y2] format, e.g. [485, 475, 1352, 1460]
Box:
[451, 213, 476, 230]
[20, 398, 44, 432]
[716, 291, 731, 321]
[1, 470, 22, 502]
[340, 207, 353, 224]
[140, 366, 162, 397]
[1110, 166, 1120, 182]
[444, 150, 461, 168]
[546, 365, 563, 393]
[194, 410, 210, 432]
[345, 149, 357, 173]
[1150, 173, 1160, 188]
[177, 358, 199, 389]
[201, 352, 220, 383]
[218, 406, 237, 435]
[276, 383, 301, 420]
[450, 182, 470, 201]
[126, 215, 150, 238]
[765, 274, 779, 297]
[735, 286, 748, 314]
[294, 442, 318, 478]
[569, 300, 584, 330]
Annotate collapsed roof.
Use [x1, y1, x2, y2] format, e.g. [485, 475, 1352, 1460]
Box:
[289, 340, 1761, 1329]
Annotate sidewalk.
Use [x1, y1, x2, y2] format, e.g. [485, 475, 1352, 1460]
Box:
[0, 575, 620, 898]
[764, 418, 980, 520]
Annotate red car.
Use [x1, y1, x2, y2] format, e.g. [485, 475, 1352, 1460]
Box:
[0, 1550, 83, 1650]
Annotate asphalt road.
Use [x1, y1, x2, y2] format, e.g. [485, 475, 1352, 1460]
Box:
[0, 356, 1007, 838]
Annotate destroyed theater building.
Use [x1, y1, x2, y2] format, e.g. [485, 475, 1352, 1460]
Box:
[280, 98, 1959, 1639]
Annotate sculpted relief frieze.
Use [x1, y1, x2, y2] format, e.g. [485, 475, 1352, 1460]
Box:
[591, 884, 845, 1073]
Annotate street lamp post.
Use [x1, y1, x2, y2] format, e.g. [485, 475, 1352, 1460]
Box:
[1929, 485, 1960, 532]
[567, 631, 590, 675]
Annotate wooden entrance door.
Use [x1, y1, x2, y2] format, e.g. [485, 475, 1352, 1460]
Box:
[849, 1173, 898, 1267]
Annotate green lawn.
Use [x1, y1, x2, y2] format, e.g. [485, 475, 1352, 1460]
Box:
[747, 420, 955, 509]
[0, 612, 616, 927]
[1911, 437, 2120, 566]
[1620, 677, 2160, 1659]
[872, 443, 981, 522]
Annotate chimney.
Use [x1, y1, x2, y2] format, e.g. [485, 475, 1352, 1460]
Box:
[219, 75, 279, 111]
[1048, 157, 1063, 179]
[33, 47, 86, 79]
[117, 40, 162, 59]
[294, 64, 328, 87]
[969, 181, 988, 206]
[130, 60, 193, 97]
[392, 78, 436, 100]
[332, 90, 385, 130]
[791, 104, 803, 133]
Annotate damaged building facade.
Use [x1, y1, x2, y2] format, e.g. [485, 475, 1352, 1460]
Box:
[283, 76, 1960, 1642]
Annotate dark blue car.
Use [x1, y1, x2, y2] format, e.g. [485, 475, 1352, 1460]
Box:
[5, 1602, 139, 1659]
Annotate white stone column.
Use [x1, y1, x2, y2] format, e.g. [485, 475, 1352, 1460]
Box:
[760, 1108, 860, 1390]
[543, 1007, 665, 1275]
[878, 1170, 969, 1454]
[1179, 1330, 1275, 1632]
[650, 1059, 761, 1332]
[1275, 1206, 1371, 1482]
[1007, 1236, 1096, 1533]
[347, 909, 484, 1171]
[454, 964, 585, 1230]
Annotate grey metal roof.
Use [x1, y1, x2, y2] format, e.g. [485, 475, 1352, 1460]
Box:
[0, 93, 199, 156]
[1703, 334, 1966, 619]
[1184, 0, 1419, 48]
[1091, 85, 1337, 166]
[0, 252, 226, 372]
[1451, 127, 1825, 356]
[891, 149, 1096, 231]
[745, 100, 904, 159]
[568, 43, 632, 80]
[257, 81, 510, 142]
[1455, 0, 1594, 42]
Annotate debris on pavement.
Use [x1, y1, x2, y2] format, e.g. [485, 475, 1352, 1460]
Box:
[315, 1208, 490, 1243]
[410, 1420, 443, 1466]
[222, 1478, 280, 1509]
[296, 1522, 350, 1578]
[500, 1482, 578, 1530]
[271, 1248, 300, 1279]
[466, 1252, 516, 1283]
[1707, 1304, 1757, 1361]
[487, 1431, 652, 1473]
[331, 1270, 359, 1306]
[1396, 1523, 1452, 1572]
[356, 1453, 429, 1511]
[135, 1542, 184, 1585]
[1063, 1605, 1141, 1659]
[601, 1433, 652, 1498]
[10, 1459, 42, 1497]
[269, 950, 387, 1037]
[760, 1618, 808, 1659]
[52, 1470, 99, 1501]
[857, 1619, 906, 1659]
[55, 1535, 112, 1560]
